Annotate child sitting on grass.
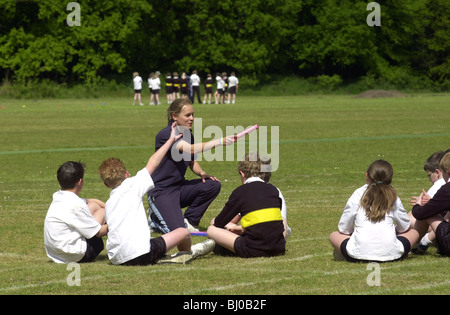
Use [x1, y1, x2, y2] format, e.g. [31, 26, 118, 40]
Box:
[207, 154, 286, 258]
[329, 160, 419, 262]
[44, 161, 108, 264]
[99, 122, 213, 265]
[412, 151, 450, 257]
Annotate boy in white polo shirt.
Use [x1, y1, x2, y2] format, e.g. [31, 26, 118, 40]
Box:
[44, 161, 108, 263]
[99, 122, 213, 265]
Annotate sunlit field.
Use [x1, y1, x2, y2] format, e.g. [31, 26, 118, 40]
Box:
[1, 93, 449, 296]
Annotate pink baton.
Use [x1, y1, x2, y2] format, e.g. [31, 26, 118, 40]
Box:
[236, 124, 259, 139]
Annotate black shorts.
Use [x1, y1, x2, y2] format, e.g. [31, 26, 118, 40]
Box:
[229, 86, 237, 94]
[134, 89, 142, 94]
[213, 236, 285, 258]
[435, 221, 450, 256]
[340, 236, 411, 263]
[78, 237, 104, 263]
[120, 236, 167, 266]
[151, 89, 160, 95]
[217, 89, 224, 95]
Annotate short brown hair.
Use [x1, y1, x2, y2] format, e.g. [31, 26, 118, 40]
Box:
[238, 153, 265, 180]
[98, 158, 127, 189]
[424, 151, 444, 172]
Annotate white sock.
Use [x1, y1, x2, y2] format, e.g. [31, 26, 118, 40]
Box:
[420, 233, 432, 246]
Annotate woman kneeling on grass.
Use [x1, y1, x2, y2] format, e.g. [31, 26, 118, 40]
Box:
[207, 154, 287, 258]
[329, 160, 419, 263]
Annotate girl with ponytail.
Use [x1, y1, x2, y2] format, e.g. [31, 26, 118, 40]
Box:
[329, 160, 419, 262]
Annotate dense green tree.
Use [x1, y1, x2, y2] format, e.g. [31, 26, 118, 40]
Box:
[0, 0, 448, 89]
[0, 0, 152, 83]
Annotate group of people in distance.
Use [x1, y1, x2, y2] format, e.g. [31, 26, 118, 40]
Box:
[43, 98, 450, 266]
[132, 70, 239, 107]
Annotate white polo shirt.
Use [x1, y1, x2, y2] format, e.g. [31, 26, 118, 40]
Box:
[148, 77, 161, 90]
[190, 73, 200, 86]
[105, 168, 155, 265]
[228, 75, 239, 87]
[44, 191, 101, 263]
[338, 184, 411, 261]
[133, 76, 143, 90]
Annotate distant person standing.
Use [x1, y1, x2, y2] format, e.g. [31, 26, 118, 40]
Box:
[214, 72, 225, 104]
[165, 72, 173, 104]
[172, 72, 181, 99]
[132, 72, 144, 106]
[148, 72, 161, 105]
[189, 70, 202, 104]
[180, 73, 189, 99]
[228, 72, 239, 104]
[222, 72, 229, 103]
[203, 73, 213, 104]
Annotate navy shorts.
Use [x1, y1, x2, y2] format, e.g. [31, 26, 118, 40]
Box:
[213, 236, 285, 258]
[78, 237, 104, 263]
[436, 221, 450, 256]
[120, 236, 167, 266]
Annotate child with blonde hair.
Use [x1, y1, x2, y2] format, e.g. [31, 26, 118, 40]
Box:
[329, 160, 419, 262]
[132, 72, 143, 106]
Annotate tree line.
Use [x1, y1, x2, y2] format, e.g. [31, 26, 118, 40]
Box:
[0, 0, 448, 90]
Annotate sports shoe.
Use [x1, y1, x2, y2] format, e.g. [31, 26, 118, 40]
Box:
[157, 251, 194, 265]
[184, 218, 199, 233]
[411, 244, 429, 254]
[191, 239, 215, 259]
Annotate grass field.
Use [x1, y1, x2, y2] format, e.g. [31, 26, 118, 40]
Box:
[0, 93, 449, 296]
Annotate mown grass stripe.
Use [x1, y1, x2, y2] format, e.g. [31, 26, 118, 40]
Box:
[1, 132, 449, 156]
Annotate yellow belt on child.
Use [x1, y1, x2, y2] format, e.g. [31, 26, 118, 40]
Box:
[240, 208, 282, 229]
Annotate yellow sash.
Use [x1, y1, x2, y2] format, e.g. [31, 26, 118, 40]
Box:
[240, 208, 282, 229]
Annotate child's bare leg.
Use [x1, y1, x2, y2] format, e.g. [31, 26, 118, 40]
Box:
[398, 228, 419, 248]
[426, 215, 446, 234]
[161, 227, 191, 252]
[87, 200, 105, 225]
[207, 225, 239, 253]
[329, 231, 350, 255]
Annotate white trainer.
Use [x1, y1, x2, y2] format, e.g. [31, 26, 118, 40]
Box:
[184, 218, 199, 233]
[191, 239, 215, 259]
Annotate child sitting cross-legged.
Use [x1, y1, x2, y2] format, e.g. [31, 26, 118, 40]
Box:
[207, 153, 287, 258]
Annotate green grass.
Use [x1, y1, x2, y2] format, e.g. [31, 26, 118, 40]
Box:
[1, 93, 449, 295]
